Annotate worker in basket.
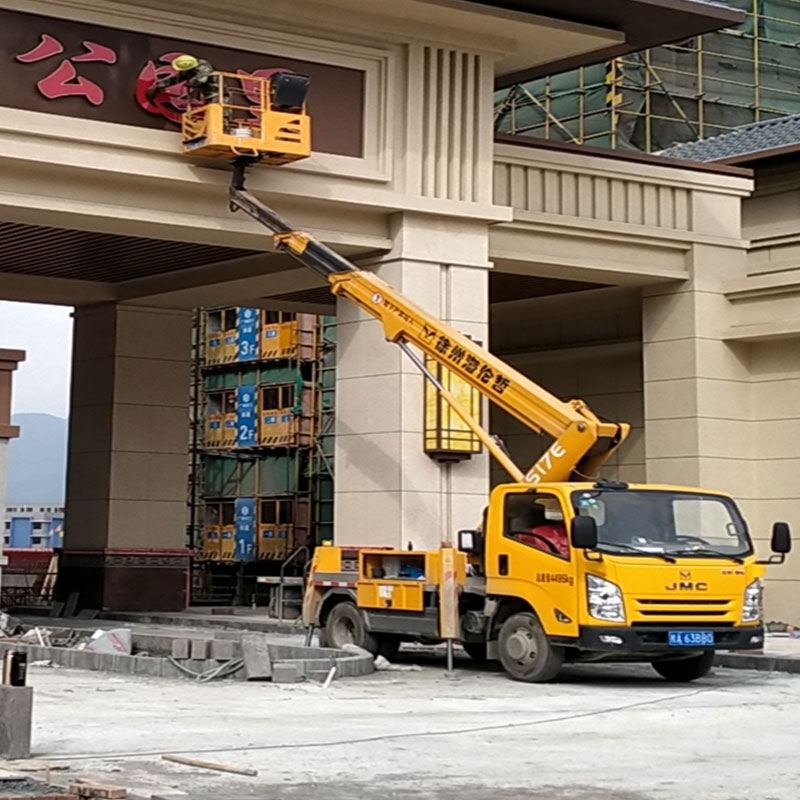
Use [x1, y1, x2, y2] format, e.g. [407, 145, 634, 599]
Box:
[147, 54, 219, 105]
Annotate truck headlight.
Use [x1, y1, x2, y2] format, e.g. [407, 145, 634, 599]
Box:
[742, 578, 762, 623]
[587, 574, 625, 623]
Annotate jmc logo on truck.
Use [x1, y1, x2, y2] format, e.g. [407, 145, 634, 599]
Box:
[666, 581, 709, 591]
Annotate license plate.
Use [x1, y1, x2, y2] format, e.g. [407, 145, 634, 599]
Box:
[668, 630, 714, 647]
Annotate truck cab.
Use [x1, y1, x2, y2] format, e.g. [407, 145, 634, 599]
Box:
[466, 480, 783, 681]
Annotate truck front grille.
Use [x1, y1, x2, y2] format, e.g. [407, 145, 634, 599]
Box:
[637, 609, 728, 617]
[633, 598, 734, 619]
[636, 599, 730, 606]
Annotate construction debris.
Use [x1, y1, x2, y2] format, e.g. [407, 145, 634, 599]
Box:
[0, 621, 373, 682]
[68, 782, 126, 799]
[0, 777, 70, 799]
[0, 615, 22, 638]
[321, 666, 337, 688]
[83, 630, 132, 656]
[20, 630, 50, 648]
[374, 655, 421, 672]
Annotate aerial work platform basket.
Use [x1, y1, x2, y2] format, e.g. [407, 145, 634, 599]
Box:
[181, 71, 311, 165]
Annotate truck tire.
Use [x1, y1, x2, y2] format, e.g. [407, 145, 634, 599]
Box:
[324, 601, 379, 654]
[498, 612, 564, 682]
[651, 651, 714, 682]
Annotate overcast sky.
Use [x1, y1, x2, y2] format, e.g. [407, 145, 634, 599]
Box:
[0, 301, 73, 419]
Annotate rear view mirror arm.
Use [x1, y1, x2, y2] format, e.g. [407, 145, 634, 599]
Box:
[756, 553, 786, 565]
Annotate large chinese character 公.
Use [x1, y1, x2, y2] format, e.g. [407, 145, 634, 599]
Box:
[15, 34, 116, 106]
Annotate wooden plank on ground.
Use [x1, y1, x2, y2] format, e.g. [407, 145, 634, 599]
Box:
[162, 755, 257, 777]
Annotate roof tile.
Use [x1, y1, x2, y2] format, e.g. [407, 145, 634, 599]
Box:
[658, 113, 800, 162]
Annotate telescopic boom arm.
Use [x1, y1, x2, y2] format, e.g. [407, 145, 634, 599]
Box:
[229, 160, 629, 484]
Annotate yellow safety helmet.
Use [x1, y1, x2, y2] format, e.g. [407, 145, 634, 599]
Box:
[172, 54, 199, 72]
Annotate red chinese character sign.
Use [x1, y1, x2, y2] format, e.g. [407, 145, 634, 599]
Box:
[0, 8, 364, 157]
[134, 55, 293, 125]
[16, 33, 117, 106]
[135, 51, 195, 123]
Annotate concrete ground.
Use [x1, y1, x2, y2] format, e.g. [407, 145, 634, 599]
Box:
[20, 653, 800, 800]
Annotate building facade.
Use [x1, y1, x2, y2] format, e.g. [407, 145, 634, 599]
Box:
[2, 0, 799, 622]
[3, 504, 64, 549]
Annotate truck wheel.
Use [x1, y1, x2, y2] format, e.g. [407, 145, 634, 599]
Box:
[462, 642, 488, 662]
[652, 651, 714, 682]
[324, 601, 379, 654]
[498, 612, 563, 682]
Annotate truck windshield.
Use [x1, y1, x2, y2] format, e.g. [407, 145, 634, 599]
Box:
[570, 490, 752, 559]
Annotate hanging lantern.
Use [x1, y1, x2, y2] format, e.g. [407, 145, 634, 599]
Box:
[423, 355, 482, 462]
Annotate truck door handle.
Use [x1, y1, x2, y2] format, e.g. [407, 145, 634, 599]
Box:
[498, 554, 508, 576]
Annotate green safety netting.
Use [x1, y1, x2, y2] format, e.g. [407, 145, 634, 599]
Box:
[495, 0, 800, 151]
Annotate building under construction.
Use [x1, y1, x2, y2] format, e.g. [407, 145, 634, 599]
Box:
[495, 0, 800, 152]
[188, 309, 335, 608]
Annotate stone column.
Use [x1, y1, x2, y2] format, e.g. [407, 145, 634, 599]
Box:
[335, 213, 490, 550]
[643, 243, 752, 495]
[58, 305, 191, 611]
[0, 349, 25, 593]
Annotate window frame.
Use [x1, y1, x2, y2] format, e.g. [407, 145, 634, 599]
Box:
[503, 491, 571, 562]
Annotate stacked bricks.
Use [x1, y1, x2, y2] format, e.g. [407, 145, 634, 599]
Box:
[69, 783, 126, 799]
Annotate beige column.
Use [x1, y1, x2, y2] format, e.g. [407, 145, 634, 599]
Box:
[0, 349, 25, 592]
[643, 243, 753, 495]
[643, 252, 800, 622]
[335, 214, 491, 550]
[642, 244, 787, 594]
[747, 340, 800, 622]
[59, 305, 191, 611]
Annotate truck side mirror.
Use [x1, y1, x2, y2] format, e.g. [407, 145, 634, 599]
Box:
[771, 522, 791, 554]
[571, 515, 598, 550]
[457, 529, 482, 554]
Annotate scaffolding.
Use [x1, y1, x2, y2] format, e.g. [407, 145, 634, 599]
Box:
[495, 0, 800, 152]
[187, 308, 336, 606]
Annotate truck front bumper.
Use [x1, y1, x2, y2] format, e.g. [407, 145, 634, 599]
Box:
[578, 625, 764, 653]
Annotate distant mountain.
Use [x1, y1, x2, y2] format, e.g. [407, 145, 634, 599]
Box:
[6, 414, 68, 504]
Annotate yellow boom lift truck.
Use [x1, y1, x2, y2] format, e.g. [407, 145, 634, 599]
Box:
[175, 69, 792, 682]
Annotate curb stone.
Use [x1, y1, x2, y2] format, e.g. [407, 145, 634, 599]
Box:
[715, 652, 800, 674]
